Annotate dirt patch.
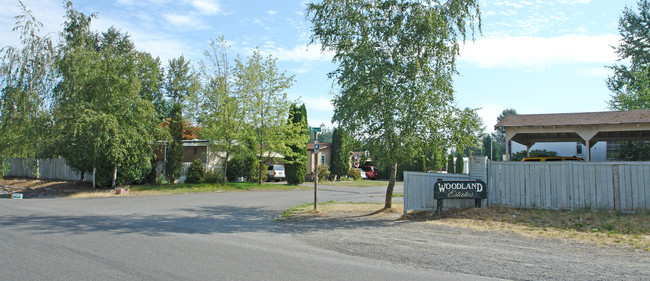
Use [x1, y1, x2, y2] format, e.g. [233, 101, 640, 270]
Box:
[283, 203, 650, 280]
[0, 177, 111, 198]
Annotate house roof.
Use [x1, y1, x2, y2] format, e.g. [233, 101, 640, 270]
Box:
[495, 109, 650, 129]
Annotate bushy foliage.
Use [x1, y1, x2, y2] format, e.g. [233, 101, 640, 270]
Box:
[455, 154, 464, 174]
[330, 128, 350, 180]
[347, 168, 361, 180]
[186, 158, 205, 184]
[510, 149, 558, 161]
[447, 154, 455, 174]
[165, 104, 183, 183]
[285, 103, 309, 185]
[226, 153, 267, 183]
[204, 170, 224, 184]
[317, 165, 331, 182]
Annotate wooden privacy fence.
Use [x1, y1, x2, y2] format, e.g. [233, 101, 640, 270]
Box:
[488, 161, 650, 212]
[6, 158, 92, 182]
[404, 157, 488, 214]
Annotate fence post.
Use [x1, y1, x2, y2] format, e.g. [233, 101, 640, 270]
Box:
[612, 165, 621, 211]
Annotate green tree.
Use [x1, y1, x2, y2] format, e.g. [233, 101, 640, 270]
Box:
[330, 127, 350, 180]
[607, 0, 650, 160]
[307, 0, 481, 209]
[54, 3, 158, 188]
[197, 38, 246, 182]
[455, 153, 464, 174]
[165, 104, 183, 182]
[607, 0, 650, 110]
[236, 49, 294, 185]
[0, 2, 57, 178]
[136, 52, 167, 120]
[485, 108, 517, 161]
[285, 103, 309, 185]
[446, 154, 455, 174]
[164, 55, 198, 181]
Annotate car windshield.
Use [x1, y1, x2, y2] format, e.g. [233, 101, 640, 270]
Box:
[274, 165, 284, 171]
[361, 167, 371, 171]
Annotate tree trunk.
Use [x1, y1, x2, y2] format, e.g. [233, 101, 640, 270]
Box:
[258, 157, 263, 185]
[223, 152, 229, 184]
[384, 162, 398, 209]
[112, 164, 118, 189]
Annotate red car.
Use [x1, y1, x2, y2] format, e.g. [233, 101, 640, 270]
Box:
[360, 166, 380, 180]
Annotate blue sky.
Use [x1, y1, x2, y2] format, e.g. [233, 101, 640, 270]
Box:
[0, 0, 638, 132]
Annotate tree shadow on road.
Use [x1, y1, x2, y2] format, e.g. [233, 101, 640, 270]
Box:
[0, 204, 399, 237]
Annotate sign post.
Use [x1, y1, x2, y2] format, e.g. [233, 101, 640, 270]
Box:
[434, 179, 487, 215]
[310, 126, 322, 210]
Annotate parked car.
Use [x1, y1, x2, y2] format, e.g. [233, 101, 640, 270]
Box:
[360, 166, 379, 180]
[521, 156, 584, 162]
[353, 168, 368, 179]
[267, 165, 286, 181]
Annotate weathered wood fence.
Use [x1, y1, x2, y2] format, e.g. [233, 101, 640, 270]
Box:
[404, 158, 650, 213]
[488, 161, 650, 212]
[6, 158, 92, 182]
[404, 157, 488, 214]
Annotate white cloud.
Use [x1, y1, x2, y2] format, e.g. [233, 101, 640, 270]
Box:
[163, 13, 195, 26]
[459, 34, 620, 70]
[261, 44, 333, 63]
[476, 104, 504, 132]
[303, 96, 335, 112]
[558, 0, 591, 4]
[192, 0, 221, 15]
[268, 10, 277, 16]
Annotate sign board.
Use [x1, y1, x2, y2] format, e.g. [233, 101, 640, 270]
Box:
[434, 180, 487, 199]
[12, 193, 23, 199]
[314, 142, 320, 152]
[309, 127, 321, 133]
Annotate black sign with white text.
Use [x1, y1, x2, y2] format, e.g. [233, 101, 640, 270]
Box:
[434, 180, 487, 199]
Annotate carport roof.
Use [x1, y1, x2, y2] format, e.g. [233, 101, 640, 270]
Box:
[495, 109, 650, 128]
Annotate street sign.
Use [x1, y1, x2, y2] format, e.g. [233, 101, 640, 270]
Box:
[309, 127, 321, 133]
[314, 142, 320, 152]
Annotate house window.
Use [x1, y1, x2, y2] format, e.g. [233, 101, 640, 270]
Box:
[321, 154, 326, 166]
[576, 143, 583, 155]
[194, 147, 197, 155]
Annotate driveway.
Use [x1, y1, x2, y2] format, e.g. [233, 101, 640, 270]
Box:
[1, 184, 647, 280]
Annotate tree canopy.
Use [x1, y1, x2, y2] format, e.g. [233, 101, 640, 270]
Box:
[608, 0, 650, 110]
[53, 2, 160, 187]
[0, 2, 56, 177]
[307, 0, 481, 208]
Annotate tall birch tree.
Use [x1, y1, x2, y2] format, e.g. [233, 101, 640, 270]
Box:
[308, 0, 481, 209]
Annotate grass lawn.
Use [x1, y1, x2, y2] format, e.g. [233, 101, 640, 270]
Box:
[68, 182, 309, 198]
[316, 180, 402, 187]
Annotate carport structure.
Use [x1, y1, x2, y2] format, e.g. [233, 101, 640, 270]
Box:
[495, 109, 650, 161]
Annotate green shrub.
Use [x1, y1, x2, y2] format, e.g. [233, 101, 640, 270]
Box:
[317, 165, 331, 182]
[155, 175, 169, 185]
[347, 168, 361, 180]
[186, 158, 205, 184]
[204, 170, 223, 184]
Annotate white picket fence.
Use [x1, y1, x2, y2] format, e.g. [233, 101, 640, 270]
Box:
[404, 158, 650, 213]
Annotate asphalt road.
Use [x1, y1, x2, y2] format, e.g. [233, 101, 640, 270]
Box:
[0, 184, 500, 281]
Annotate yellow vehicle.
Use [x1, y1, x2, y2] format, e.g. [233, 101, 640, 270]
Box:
[521, 156, 585, 162]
